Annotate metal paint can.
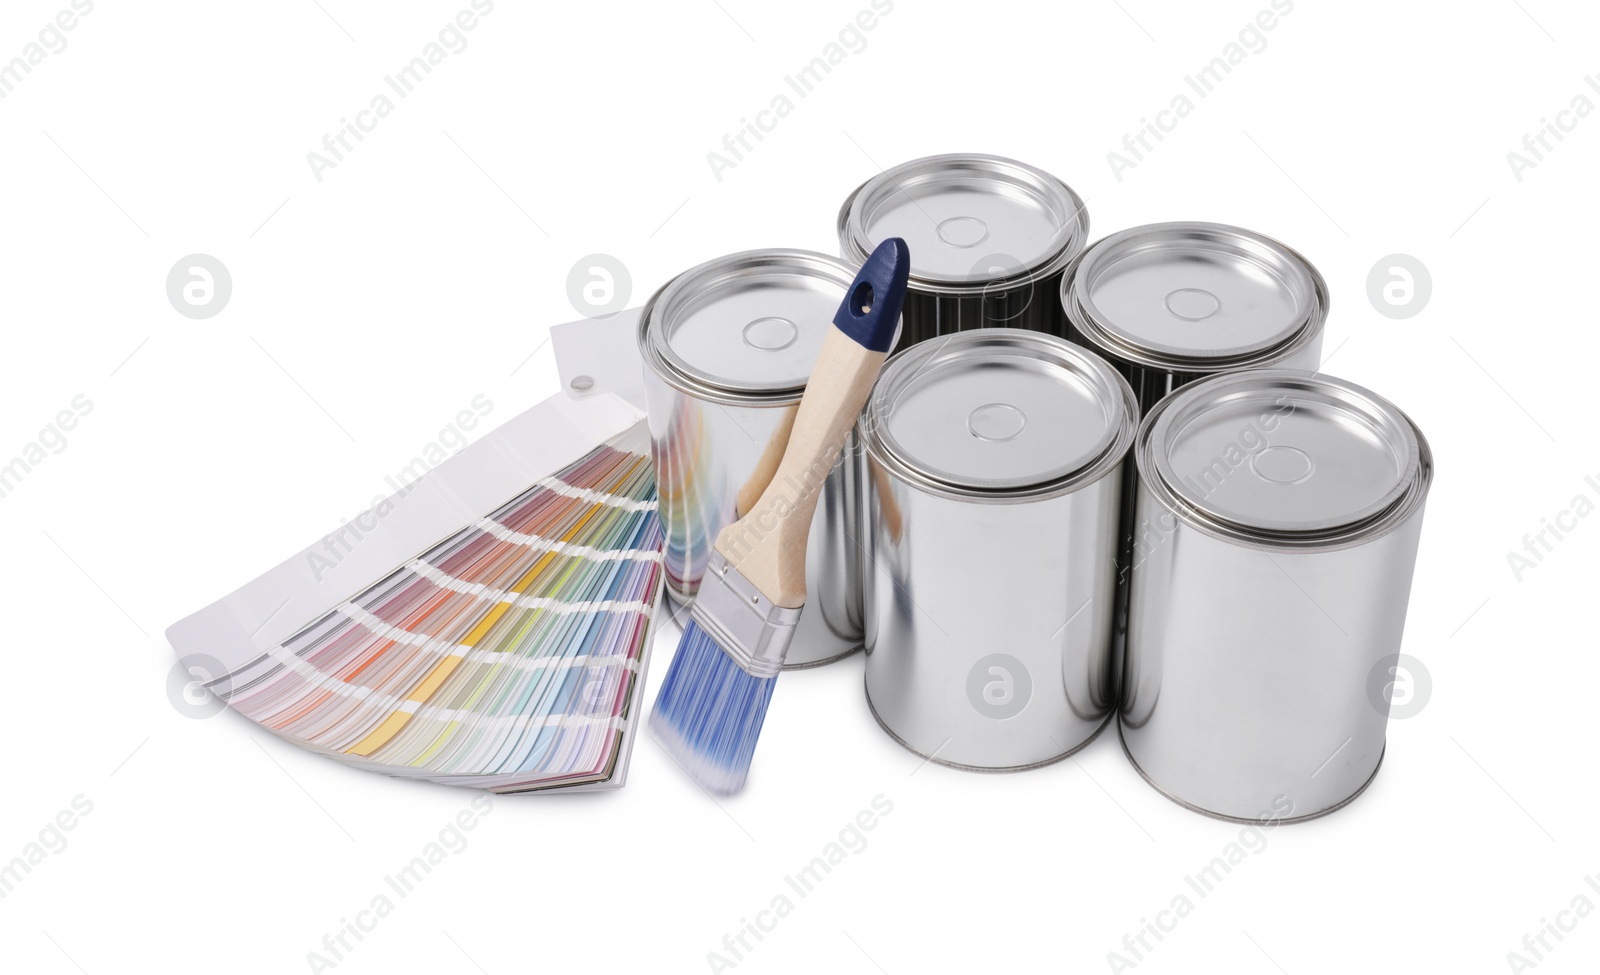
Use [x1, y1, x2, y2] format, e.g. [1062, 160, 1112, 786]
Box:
[1060, 221, 1328, 415]
[838, 154, 1089, 352]
[638, 249, 873, 668]
[859, 330, 1137, 770]
[1120, 370, 1433, 822]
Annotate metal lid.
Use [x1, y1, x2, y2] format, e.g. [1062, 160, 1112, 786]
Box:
[642, 250, 855, 395]
[1144, 371, 1425, 539]
[1064, 222, 1326, 369]
[865, 330, 1136, 495]
[838, 154, 1088, 293]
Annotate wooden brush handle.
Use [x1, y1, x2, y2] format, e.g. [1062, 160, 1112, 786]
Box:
[735, 404, 797, 519]
[714, 329, 886, 608]
[866, 453, 903, 542]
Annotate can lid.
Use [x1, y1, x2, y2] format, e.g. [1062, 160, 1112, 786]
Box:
[1066, 222, 1323, 366]
[867, 330, 1135, 493]
[1146, 371, 1423, 537]
[645, 250, 854, 395]
[840, 154, 1088, 291]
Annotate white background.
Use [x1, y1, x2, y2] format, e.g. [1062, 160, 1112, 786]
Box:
[2, 1, 1596, 972]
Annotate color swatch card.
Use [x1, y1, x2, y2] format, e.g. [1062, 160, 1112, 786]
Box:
[167, 393, 664, 793]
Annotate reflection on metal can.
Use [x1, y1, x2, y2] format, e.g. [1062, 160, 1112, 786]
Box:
[638, 249, 875, 668]
[1121, 370, 1433, 822]
[860, 330, 1137, 770]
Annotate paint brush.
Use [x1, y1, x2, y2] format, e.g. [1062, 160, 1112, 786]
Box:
[649, 236, 910, 794]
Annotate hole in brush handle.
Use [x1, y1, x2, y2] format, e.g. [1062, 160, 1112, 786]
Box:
[851, 281, 875, 316]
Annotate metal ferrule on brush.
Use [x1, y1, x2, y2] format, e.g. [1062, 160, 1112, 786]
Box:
[689, 550, 802, 679]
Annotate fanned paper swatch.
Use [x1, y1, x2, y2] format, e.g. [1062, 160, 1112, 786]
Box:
[167, 393, 664, 793]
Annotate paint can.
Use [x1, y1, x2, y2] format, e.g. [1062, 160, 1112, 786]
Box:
[859, 329, 1137, 769]
[638, 249, 877, 668]
[838, 153, 1089, 352]
[1060, 221, 1328, 414]
[1120, 369, 1433, 822]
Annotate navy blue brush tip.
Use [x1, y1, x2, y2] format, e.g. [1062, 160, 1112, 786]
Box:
[833, 237, 910, 353]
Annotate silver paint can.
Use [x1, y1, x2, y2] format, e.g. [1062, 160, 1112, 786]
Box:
[1060, 221, 1328, 415]
[860, 330, 1137, 770]
[638, 249, 875, 668]
[1120, 370, 1434, 822]
[838, 154, 1089, 352]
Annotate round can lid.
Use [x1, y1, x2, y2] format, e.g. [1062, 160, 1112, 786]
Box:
[840, 154, 1088, 290]
[1069, 222, 1321, 363]
[1148, 371, 1422, 537]
[868, 330, 1133, 492]
[645, 250, 854, 395]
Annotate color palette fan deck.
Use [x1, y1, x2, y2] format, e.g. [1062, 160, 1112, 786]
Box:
[168, 396, 664, 793]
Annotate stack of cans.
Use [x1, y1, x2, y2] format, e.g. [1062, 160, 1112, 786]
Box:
[637, 152, 1433, 823]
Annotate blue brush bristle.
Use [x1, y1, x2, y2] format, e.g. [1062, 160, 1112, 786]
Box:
[649, 620, 776, 795]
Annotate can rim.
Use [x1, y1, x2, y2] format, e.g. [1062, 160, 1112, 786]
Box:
[1136, 369, 1433, 546]
[1061, 222, 1329, 372]
[862, 329, 1137, 501]
[638, 248, 859, 404]
[837, 153, 1090, 295]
